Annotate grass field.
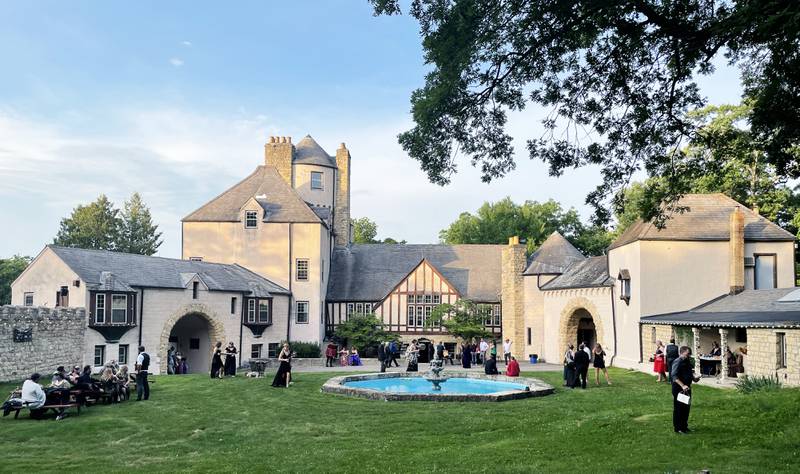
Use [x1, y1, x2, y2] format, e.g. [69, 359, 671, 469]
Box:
[1, 369, 798, 473]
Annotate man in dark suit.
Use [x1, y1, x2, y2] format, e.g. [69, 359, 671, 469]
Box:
[377, 342, 386, 373]
[573, 343, 590, 389]
[484, 354, 500, 375]
[665, 338, 679, 382]
[671, 346, 700, 434]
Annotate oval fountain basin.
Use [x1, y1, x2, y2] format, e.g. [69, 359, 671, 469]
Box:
[344, 377, 527, 395]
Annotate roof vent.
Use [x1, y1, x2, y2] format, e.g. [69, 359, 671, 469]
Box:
[255, 194, 267, 200]
[777, 289, 800, 303]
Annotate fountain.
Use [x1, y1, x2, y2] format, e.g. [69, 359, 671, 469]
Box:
[424, 353, 449, 390]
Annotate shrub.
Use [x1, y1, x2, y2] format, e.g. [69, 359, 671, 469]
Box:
[285, 341, 321, 358]
[735, 375, 782, 394]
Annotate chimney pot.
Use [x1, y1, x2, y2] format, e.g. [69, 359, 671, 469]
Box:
[339, 142, 347, 149]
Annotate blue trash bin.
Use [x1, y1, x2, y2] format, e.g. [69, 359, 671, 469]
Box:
[529, 354, 538, 364]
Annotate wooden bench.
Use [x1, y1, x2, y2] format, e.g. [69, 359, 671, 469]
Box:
[10, 402, 81, 419]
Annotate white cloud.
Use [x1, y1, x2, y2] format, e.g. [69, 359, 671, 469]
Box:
[181, 41, 192, 47]
[169, 57, 184, 67]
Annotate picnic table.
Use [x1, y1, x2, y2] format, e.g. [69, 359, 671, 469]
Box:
[699, 355, 722, 377]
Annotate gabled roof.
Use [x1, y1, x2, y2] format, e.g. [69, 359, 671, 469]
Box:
[182, 166, 321, 224]
[610, 193, 795, 250]
[294, 135, 338, 168]
[327, 244, 504, 302]
[540, 256, 612, 291]
[640, 288, 800, 328]
[523, 232, 585, 275]
[48, 246, 289, 297]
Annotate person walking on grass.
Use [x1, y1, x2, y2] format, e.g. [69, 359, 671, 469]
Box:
[563, 344, 575, 387]
[593, 343, 611, 385]
[135, 346, 150, 401]
[671, 346, 700, 434]
[653, 340, 667, 383]
[573, 343, 590, 389]
[271, 343, 293, 388]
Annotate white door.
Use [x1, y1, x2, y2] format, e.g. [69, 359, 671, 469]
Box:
[754, 255, 776, 289]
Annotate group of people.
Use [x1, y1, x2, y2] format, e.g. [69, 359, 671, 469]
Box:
[3, 346, 152, 420]
[562, 342, 612, 389]
[652, 338, 747, 382]
[323, 343, 367, 367]
[166, 346, 189, 375]
[459, 337, 514, 369]
[210, 342, 239, 378]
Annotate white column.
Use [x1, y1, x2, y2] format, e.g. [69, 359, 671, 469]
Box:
[719, 328, 729, 382]
[692, 327, 702, 374]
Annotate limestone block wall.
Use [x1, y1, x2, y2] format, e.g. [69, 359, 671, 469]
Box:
[501, 242, 527, 358]
[541, 287, 613, 365]
[0, 306, 87, 382]
[639, 324, 674, 362]
[745, 329, 800, 386]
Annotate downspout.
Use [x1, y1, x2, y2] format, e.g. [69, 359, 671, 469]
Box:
[137, 288, 145, 347]
[238, 291, 246, 367]
[287, 223, 293, 343]
[607, 256, 619, 367]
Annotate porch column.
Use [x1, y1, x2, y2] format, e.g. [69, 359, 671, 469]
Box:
[719, 328, 729, 382]
[692, 327, 702, 373]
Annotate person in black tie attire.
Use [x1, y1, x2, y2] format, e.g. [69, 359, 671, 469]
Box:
[135, 346, 150, 401]
[664, 338, 679, 382]
[572, 343, 590, 389]
[671, 346, 700, 434]
[377, 341, 387, 373]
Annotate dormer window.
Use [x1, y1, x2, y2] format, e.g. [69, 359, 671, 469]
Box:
[245, 210, 258, 229]
[310, 171, 323, 190]
[618, 269, 631, 305]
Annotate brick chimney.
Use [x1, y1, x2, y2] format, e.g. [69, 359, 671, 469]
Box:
[729, 207, 745, 294]
[333, 142, 351, 247]
[264, 136, 294, 186]
[501, 236, 526, 355]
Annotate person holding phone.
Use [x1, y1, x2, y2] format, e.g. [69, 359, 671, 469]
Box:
[671, 346, 700, 434]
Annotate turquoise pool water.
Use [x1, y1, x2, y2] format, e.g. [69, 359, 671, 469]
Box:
[343, 377, 527, 395]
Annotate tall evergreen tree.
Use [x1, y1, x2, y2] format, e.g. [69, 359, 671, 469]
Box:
[118, 192, 163, 255]
[54, 194, 121, 250]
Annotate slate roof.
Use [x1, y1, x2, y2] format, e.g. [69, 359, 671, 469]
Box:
[640, 288, 800, 328]
[48, 246, 289, 297]
[609, 193, 795, 250]
[294, 135, 338, 168]
[327, 244, 504, 302]
[540, 256, 613, 290]
[182, 166, 321, 224]
[523, 232, 585, 275]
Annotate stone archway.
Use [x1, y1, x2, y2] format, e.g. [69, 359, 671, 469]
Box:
[558, 296, 606, 354]
[159, 303, 226, 375]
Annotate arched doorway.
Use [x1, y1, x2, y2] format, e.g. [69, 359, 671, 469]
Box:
[159, 304, 226, 374]
[558, 297, 605, 355]
[576, 312, 597, 351]
[169, 313, 212, 374]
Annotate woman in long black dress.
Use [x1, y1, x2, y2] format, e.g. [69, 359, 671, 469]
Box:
[210, 341, 223, 379]
[224, 342, 238, 377]
[461, 342, 472, 368]
[271, 343, 292, 388]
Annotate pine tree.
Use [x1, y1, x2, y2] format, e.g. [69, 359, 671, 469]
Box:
[118, 192, 163, 255]
[54, 194, 121, 250]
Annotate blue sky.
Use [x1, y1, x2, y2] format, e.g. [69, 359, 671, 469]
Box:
[0, 1, 745, 258]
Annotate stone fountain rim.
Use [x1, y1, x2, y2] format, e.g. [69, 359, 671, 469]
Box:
[321, 371, 555, 402]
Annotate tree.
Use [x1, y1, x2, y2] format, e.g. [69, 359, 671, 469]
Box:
[332, 313, 398, 351]
[439, 197, 611, 256]
[118, 192, 163, 255]
[352, 217, 406, 244]
[0, 255, 32, 305]
[427, 300, 491, 342]
[54, 194, 121, 250]
[371, 1, 800, 225]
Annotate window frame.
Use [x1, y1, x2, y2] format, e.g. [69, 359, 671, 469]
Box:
[407, 305, 415, 326]
[189, 256, 203, 262]
[296, 259, 309, 281]
[258, 300, 271, 324]
[251, 344, 263, 359]
[244, 210, 258, 229]
[247, 299, 256, 323]
[296, 301, 309, 324]
[310, 171, 324, 190]
[777, 332, 787, 368]
[493, 304, 502, 326]
[267, 343, 279, 358]
[355, 302, 363, 314]
[192, 281, 199, 299]
[111, 294, 128, 324]
[118, 344, 129, 365]
[95, 293, 106, 324]
[24, 292, 33, 307]
[94, 345, 106, 367]
[231, 297, 237, 315]
[347, 303, 355, 317]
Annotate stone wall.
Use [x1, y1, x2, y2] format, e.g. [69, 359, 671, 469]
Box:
[639, 324, 674, 361]
[333, 143, 351, 247]
[264, 136, 294, 186]
[500, 239, 526, 358]
[0, 305, 87, 382]
[745, 328, 800, 386]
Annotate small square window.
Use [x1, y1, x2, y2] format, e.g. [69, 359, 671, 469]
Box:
[245, 210, 258, 229]
[432, 294, 441, 304]
[251, 344, 263, 359]
[408, 294, 417, 304]
[296, 301, 309, 324]
[347, 303, 354, 316]
[310, 171, 324, 190]
[296, 259, 309, 281]
[189, 256, 203, 262]
[24, 292, 33, 307]
[190, 338, 200, 350]
[258, 300, 271, 323]
[111, 294, 127, 323]
[355, 303, 363, 314]
[118, 344, 129, 365]
[94, 345, 106, 366]
[267, 343, 279, 358]
[424, 294, 432, 304]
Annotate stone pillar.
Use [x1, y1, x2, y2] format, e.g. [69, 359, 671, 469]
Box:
[692, 327, 702, 373]
[729, 207, 745, 294]
[264, 136, 294, 186]
[501, 236, 527, 358]
[719, 328, 729, 382]
[333, 143, 351, 247]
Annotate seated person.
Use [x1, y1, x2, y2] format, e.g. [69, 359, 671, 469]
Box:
[349, 347, 362, 366]
[46, 371, 71, 418]
[99, 367, 120, 403]
[117, 366, 130, 400]
[484, 355, 499, 375]
[67, 365, 81, 385]
[22, 373, 47, 419]
[505, 356, 520, 377]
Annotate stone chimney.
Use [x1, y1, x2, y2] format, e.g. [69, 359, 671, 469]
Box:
[333, 142, 351, 247]
[729, 207, 745, 294]
[264, 136, 294, 186]
[501, 236, 527, 355]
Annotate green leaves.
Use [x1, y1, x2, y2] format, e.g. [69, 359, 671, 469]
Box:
[0, 255, 32, 305]
[53, 193, 163, 255]
[332, 313, 398, 351]
[352, 217, 406, 244]
[427, 300, 491, 341]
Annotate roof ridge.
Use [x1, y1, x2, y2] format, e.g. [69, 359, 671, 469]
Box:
[49, 244, 241, 269]
[182, 166, 264, 221]
[259, 167, 321, 223]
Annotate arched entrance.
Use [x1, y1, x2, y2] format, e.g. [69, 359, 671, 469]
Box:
[576, 311, 597, 351]
[159, 304, 226, 375]
[558, 297, 606, 354]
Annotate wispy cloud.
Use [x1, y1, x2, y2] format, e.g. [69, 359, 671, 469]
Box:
[181, 40, 192, 47]
[169, 57, 184, 67]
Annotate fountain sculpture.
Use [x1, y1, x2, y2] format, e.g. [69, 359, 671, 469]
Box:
[424, 349, 449, 390]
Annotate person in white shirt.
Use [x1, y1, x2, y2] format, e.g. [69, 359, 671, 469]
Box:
[583, 341, 592, 362]
[503, 338, 513, 365]
[479, 339, 489, 365]
[21, 373, 47, 419]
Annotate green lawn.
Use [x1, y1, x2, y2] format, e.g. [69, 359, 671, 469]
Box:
[1, 369, 798, 473]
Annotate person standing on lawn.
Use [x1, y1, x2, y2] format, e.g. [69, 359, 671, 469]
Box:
[573, 343, 590, 389]
[210, 341, 224, 379]
[665, 338, 679, 382]
[503, 338, 513, 365]
[224, 342, 238, 377]
[671, 346, 700, 434]
[135, 346, 150, 401]
[479, 338, 489, 365]
[593, 344, 611, 385]
[325, 343, 337, 367]
[377, 340, 387, 372]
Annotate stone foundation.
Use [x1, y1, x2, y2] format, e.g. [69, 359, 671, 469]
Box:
[745, 328, 800, 386]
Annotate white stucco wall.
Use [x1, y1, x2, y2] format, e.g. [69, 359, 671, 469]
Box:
[743, 241, 795, 289]
[11, 248, 87, 308]
[522, 274, 557, 360]
[293, 163, 335, 208]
